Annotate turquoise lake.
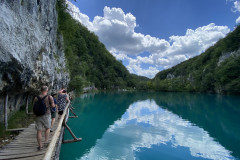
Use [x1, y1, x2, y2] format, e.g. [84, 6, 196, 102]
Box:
[60, 92, 240, 160]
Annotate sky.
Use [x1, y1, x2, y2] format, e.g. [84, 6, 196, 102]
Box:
[67, 0, 240, 78]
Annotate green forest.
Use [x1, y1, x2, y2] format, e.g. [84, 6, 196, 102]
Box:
[57, 0, 140, 92]
[152, 25, 240, 94]
[57, 0, 240, 95]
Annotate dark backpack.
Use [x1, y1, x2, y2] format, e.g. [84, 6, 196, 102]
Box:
[33, 95, 48, 116]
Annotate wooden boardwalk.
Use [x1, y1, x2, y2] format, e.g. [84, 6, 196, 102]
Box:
[0, 102, 82, 160]
[0, 120, 60, 160]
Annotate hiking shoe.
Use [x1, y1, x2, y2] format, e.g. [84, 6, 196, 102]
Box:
[37, 146, 43, 150]
[50, 128, 53, 132]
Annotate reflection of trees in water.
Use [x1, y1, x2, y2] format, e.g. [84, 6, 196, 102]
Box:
[151, 92, 240, 159]
[62, 92, 240, 159]
[62, 92, 151, 159]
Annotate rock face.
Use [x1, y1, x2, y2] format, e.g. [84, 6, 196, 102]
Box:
[0, 0, 69, 122]
[218, 48, 240, 66]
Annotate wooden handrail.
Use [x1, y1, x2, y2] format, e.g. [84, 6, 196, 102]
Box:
[43, 102, 70, 160]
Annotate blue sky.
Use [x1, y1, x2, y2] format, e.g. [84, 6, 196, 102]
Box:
[72, 0, 237, 38]
[67, 0, 240, 78]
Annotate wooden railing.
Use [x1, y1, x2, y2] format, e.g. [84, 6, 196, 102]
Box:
[43, 102, 70, 160]
[43, 101, 82, 160]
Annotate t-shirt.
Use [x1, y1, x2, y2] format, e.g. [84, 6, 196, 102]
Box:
[33, 94, 54, 115]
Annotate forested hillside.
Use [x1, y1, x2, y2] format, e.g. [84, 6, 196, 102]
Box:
[57, 0, 137, 91]
[57, 0, 240, 95]
[152, 26, 240, 94]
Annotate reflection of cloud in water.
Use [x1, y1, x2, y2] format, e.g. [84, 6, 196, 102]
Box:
[79, 100, 234, 160]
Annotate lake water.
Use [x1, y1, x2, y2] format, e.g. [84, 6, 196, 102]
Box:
[60, 92, 240, 160]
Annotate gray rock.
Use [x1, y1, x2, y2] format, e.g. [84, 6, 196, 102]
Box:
[218, 48, 240, 66]
[0, 0, 69, 122]
[166, 73, 175, 79]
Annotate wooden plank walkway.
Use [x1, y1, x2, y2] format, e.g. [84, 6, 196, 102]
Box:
[0, 119, 60, 160]
[0, 102, 82, 160]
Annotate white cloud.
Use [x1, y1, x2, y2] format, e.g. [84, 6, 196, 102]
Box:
[92, 6, 170, 56]
[236, 16, 240, 23]
[229, 0, 240, 23]
[127, 64, 159, 79]
[233, 1, 240, 23]
[233, 1, 240, 12]
[66, 1, 95, 31]
[66, 1, 230, 78]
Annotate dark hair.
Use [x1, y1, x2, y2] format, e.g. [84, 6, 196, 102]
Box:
[62, 90, 67, 93]
[51, 93, 57, 97]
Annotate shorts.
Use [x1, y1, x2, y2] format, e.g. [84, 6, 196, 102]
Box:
[51, 111, 56, 119]
[35, 114, 51, 130]
[58, 110, 63, 115]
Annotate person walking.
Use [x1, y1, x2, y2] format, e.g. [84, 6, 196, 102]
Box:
[50, 93, 58, 132]
[33, 86, 55, 150]
[57, 89, 70, 119]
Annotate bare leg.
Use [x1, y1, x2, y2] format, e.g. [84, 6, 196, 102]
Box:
[45, 128, 50, 143]
[51, 118, 55, 129]
[37, 130, 42, 148]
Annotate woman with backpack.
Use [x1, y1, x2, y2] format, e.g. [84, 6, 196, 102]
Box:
[57, 88, 70, 119]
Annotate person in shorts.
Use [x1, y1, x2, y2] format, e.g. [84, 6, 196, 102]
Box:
[50, 93, 58, 132]
[33, 86, 55, 150]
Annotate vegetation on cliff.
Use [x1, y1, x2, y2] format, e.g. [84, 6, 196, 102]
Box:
[57, 0, 137, 92]
[151, 26, 240, 94]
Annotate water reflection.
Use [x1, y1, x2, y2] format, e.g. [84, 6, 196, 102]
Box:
[79, 99, 236, 160]
[152, 92, 240, 158]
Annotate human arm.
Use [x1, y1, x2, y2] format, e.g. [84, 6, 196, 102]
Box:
[49, 96, 55, 108]
[66, 94, 70, 103]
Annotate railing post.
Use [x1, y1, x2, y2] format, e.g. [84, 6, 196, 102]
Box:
[26, 94, 29, 114]
[4, 93, 8, 129]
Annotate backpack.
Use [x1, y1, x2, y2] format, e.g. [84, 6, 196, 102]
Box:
[33, 95, 48, 116]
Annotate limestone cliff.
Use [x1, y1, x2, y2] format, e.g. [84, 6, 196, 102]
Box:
[0, 0, 69, 122]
